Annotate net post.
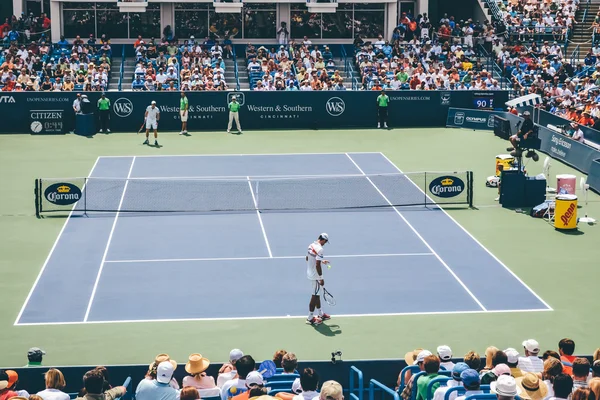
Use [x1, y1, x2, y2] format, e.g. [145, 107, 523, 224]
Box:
[35, 179, 40, 218]
[84, 177, 88, 216]
[468, 171, 474, 207]
[423, 172, 427, 206]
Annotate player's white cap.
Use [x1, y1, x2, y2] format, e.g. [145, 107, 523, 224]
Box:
[151, 100, 156, 104]
[318, 233, 329, 242]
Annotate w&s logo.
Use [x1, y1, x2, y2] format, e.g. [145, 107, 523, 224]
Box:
[113, 98, 134, 117]
[325, 97, 345, 117]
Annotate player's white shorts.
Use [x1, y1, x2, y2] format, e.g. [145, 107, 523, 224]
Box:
[180, 110, 188, 122]
[146, 120, 158, 130]
[310, 280, 322, 296]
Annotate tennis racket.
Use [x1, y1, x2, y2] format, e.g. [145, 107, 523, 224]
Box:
[322, 287, 336, 306]
[137, 120, 145, 134]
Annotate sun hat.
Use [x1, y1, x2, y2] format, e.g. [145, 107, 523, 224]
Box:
[491, 375, 522, 397]
[185, 353, 210, 375]
[404, 349, 423, 365]
[150, 353, 177, 371]
[516, 373, 548, 400]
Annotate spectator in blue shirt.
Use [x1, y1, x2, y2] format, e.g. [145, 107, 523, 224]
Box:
[382, 42, 393, 58]
[136, 362, 178, 400]
[132, 76, 144, 90]
[8, 28, 19, 42]
[584, 52, 597, 66]
[57, 36, 69, 48]
[286, 81, 298, 91]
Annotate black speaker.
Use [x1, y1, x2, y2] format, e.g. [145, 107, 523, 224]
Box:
[500, 170, 525, 208]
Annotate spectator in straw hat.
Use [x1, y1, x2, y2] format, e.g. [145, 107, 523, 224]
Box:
[438, 346, 455, 371]
[542, 357, 564, 399]
[491, 375, 521, 400]
[434, 362, 469, 400]
[516, 373, 549, 400]
[183, 354, 219, 397]
[397, 349, 422, 390]
[146, 354, 179, 389]
[518, 340, 543, 373]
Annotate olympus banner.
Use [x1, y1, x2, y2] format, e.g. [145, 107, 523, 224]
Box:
[0, 91, 509, 134]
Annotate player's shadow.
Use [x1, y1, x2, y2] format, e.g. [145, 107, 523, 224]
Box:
[313, 323, 342, 336]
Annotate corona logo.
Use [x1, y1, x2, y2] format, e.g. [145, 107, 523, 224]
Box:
[561, 203, 576, 226]
[57, 185, 71, 193]
[441, 178, 454, 186]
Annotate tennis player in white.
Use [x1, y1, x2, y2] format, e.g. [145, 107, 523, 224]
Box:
[144, 100, 160, 146]
[306, 233, 331, 326]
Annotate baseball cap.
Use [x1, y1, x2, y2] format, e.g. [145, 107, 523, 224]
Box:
[522, 339, 540, 354]
[492, 364, 511, 377]
[414, 350, 433, 365]
[246, 371, 265, 387]
[318, 233, 329, 243]
[151, 100, 156, 105]
[320, 380, 343, 400]
[156, 361, 174, 384]
[461, 369, 480, 387]
[491, 375, 521, 397]
[6, 371, 18, 388]
[451, 362, 469, 380]
[230, 349, 244, 362]
[523, 110, 531, 116]
[504, 348, 520, 364]
[27, 347, 46, 358]
[437, 345, 453, 361]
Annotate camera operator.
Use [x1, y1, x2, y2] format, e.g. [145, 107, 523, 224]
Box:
[508, 110, 534, 151]
[567, 122, 584, 143]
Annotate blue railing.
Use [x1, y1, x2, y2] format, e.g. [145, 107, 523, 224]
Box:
[369, 380, 399, 400]
[349, 366, 364, 400]
[232, 46, 240, 91]
[118, 45, 125, 91]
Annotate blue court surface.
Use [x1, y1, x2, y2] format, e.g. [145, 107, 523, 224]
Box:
[15, 152, 551, 325]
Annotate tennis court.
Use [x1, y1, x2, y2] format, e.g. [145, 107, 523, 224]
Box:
[15, 152, 550, 325]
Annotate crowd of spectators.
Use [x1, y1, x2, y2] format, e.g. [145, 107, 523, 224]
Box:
[245, 37, 346, 91]
[1, 12, 51, 44]
[1, 20, 112, 92]
[2, 339, 600, 400]
[131, 35, 232, 91]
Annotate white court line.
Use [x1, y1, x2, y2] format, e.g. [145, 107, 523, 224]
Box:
[247, 176, 273, 258]
[14, 307, 553, 326]
[97, 152, 383, 159]
[13, 158, 102, 326]
[345, 153, 487, 312]
[104, 253, 434, 264]
[83, 156, 137, 322]
[377, 152, 554, 311]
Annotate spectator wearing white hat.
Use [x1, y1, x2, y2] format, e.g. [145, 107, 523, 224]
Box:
[433, 362, 469, 400]
[438, 346, 455, 371]
[518, 340, 543, 373]
[136, 361, 178, 400]
[504, 349, 523, 378]
[491, 375, 521, 400]
[221, 355, 256, 400]
[218, 349, 245, 388]
[401, 350, 432, 400]
[231, 372, 266, 400]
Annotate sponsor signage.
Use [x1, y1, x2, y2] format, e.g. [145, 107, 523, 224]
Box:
[113, 97, 134, 118]
[44, 182, 82, 205]
[446, 107, 505, 131]
[428, 176, 465, 198]
[0, 95, 15, 103]
[325, 97, 345, 117]
[29, 109, 64, 134]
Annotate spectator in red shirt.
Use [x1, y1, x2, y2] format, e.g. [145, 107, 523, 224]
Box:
[559, 339, 576, 376]
[41, 13, 51, 30]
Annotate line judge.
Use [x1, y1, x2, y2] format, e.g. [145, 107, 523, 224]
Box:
[227, 96, 242, 134]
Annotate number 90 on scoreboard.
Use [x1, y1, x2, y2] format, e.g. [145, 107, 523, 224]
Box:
[473, 94, 494, 110]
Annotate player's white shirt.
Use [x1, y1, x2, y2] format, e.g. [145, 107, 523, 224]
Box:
[146, 105, 160, 121]
[306, 241, 324, 280]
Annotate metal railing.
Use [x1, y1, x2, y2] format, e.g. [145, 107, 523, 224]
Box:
[349, 366, 364, 400]
[570, 44, 580, 66]
[118, 45, 125, 91]
[369, 380, 399, 400]
[232, 46, 240, 91]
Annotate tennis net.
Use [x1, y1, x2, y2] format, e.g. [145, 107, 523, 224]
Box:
[34, 171, 473, 216]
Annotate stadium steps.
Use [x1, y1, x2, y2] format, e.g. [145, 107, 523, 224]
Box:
[108, 57, 123, 91]
[335, 57, 352, 88]
[231, 58, 250, 90]
[120, 60, 136, 90]
[565, 3, 597, 58]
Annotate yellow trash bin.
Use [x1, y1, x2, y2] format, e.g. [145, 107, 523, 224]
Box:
[554, 194, 578, 230]
[496, 154, 514, 176]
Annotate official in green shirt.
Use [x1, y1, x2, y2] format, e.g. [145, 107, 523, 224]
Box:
[376, 90, 389, 129]
[180, 92, 189, 135]
[97, 93, 111, 133]
[227, 96, 242, 134]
